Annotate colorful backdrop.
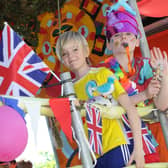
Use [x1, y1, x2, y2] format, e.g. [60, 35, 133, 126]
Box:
[35, 1, 168, 167]
[1, 0, 168, 167]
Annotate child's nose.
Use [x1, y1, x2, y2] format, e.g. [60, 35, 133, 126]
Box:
[69, 53, 74, 58]
[121, 33, 126, 40]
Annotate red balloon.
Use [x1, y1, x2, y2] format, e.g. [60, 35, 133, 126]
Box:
[0, 105, 28, 162]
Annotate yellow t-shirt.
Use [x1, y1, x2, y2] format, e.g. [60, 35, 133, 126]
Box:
[74, 67, 127, 155]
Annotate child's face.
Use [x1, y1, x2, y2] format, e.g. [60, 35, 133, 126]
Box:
[107, 32, 139, 55]
[61, 40, 88, 72]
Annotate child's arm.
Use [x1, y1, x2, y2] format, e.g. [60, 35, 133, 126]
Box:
[118, 93, 145, 168]
[150, 47, 168, 111]
[129, 79, 160, 105]
[130, 47, 168, 110]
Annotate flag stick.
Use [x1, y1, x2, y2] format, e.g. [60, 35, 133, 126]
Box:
[60, 72, 94, 168]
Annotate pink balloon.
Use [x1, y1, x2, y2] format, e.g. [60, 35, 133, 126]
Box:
[0, 105, 28, 162]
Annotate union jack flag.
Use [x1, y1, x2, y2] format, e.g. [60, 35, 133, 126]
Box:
[85, 103, 103, 155]
[122, 114, 156, 155]
[0, 23, 50, 96]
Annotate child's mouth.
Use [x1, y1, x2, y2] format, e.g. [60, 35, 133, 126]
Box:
[122, 42, 128, 48]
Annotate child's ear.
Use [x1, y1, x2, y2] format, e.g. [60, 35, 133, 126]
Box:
[135, 38, 140, 47]
[106, 39, 112, 50]
[85, 45, 90, 57]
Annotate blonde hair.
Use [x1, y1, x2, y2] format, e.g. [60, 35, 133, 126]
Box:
[56, 31, 89, 61]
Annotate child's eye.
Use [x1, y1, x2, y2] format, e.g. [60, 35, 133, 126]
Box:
[126, 32, 131, 36]
[62, 53, 67, 57]
[73, 48, 78, 51]
[114, 34, 120, 38]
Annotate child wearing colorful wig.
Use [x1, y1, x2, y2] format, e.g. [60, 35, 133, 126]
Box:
[101, 6, 168, 163]
[56, 31, 145, 168]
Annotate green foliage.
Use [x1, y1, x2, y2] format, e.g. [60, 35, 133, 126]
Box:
[0, 0, 66, 47]
[34, 151, 56, 168]
[34, 160, 56, 168]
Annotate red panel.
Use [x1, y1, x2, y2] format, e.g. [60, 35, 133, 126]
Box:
[138, 0, 168, 17]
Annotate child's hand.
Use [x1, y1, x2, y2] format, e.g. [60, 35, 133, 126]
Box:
[73, 99, 81, 106]
[150, 47, 168, 76]
[145, 79, 161, 99]
[127, 149, 145, 168]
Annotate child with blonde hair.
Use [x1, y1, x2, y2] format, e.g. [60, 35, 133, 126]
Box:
[56, 31, 145, 168]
